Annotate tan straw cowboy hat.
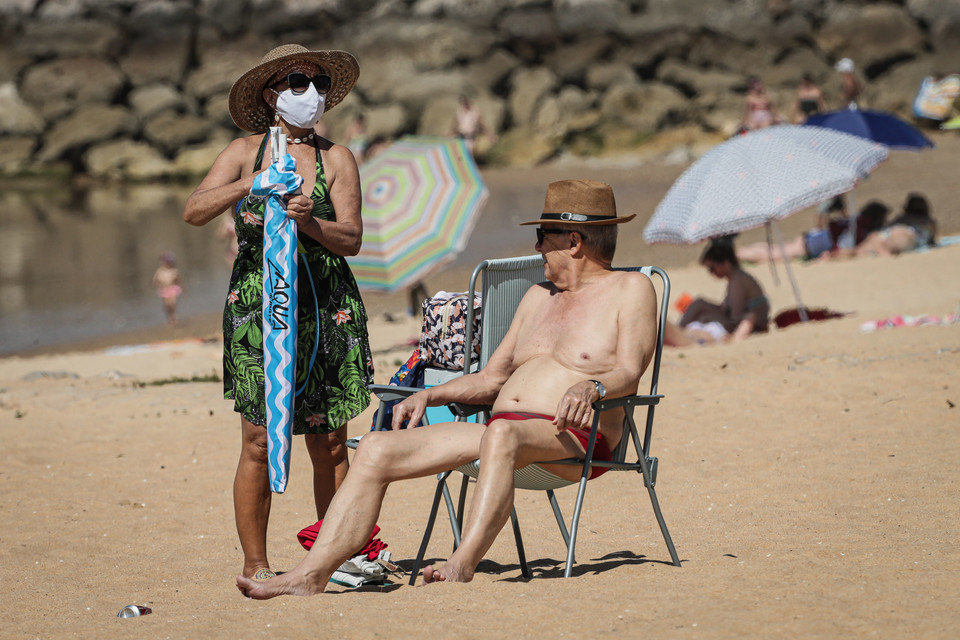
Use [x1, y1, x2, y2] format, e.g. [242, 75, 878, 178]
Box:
[519, 179, 636, 226]
[229, 44, 359, 133]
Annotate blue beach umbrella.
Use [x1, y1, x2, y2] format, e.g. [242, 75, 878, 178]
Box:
[804, 108, 933, 150]
[253, 128, 302, 493]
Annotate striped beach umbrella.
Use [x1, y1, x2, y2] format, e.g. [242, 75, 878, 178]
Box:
[348, 136, 489, 291]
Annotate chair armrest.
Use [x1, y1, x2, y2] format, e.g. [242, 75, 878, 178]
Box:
[446, 402, 492, 419]
[593, 394, 662, 412]
[368, 384, 422, 403]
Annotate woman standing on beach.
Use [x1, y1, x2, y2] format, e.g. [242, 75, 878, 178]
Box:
[183, 44, 374, 580]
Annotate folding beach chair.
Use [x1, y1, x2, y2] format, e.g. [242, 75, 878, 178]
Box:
[367, 256, 680, 583]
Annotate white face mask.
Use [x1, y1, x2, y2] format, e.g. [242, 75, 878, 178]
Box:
[273, 83, 326, 129]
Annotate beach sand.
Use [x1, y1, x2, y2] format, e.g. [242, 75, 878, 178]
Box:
[2, 131, 959, 638]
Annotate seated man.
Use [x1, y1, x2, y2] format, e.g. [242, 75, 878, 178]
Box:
[237, 179, 659, 597]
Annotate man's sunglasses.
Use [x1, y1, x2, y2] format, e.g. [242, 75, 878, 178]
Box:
[536, 228, 569, 244]
[274, 72, 332, 95]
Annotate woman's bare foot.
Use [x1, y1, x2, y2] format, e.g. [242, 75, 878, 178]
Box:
[421, 563, 472, 584]
[236, 569, 328, 599]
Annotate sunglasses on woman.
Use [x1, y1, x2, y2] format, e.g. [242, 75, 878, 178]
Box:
[275, 72, 332, 95]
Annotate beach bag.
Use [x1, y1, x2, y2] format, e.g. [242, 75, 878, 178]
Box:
[418, 291, 482, 371]
[370, 349, 426, 430]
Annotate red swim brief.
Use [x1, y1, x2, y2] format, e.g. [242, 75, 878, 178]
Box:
[487, 412, 611, 479]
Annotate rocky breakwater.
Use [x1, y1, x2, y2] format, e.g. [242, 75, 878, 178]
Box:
[0, 0, 957, 180]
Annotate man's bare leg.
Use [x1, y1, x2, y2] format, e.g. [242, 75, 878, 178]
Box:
[422, 417, 585, 584]
[236, 421, 487, 598]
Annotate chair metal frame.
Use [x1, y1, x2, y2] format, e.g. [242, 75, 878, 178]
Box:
[368, 257, 680, 583]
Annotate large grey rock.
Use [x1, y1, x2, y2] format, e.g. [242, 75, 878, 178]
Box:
[0, 83, 44, 135]
[485, 127, 555, 167]
[120, 36, 191, 87]
[171, 130, 237, 177]
[816, 4, 926, 73]
[143, 111, 212, 155]
[354, 54, 416, 104]
[464, 48, 522, 92]
[411, 0, 523, 23]
[555, 0, 630, 36]
[0, 49, 31, 86]
[543, 37, 615, 85]
[686, 35, 781, 76]
[38, 105, 137, 162]
[600, 80, 688, 134]
[363, 103, 409, 140]
[203, 92, 235, 128]
[0, 136, 36, 176]
[906, 0, 960, 25]
[128, 0, 195, 36]
[185, 39, 262, 102]
[585, 60, 640, 93]
[655, 59, 742, 97]
[532, 85, 599, 138]
[129, 84, 187, 121]
[16, 20, 124, 58]
[928, 15, 960, 57]
[391, 70, 474, 112]
[344, 19, 497, 71]
[508, 67, 559, 128]
[495, 8, 560, 46]
[85, 140, 174, 180]
[612, 27, 692, 70]
[21, 58, 126, 120]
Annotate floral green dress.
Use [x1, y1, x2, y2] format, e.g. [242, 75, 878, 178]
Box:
[223, 134, 374, 434]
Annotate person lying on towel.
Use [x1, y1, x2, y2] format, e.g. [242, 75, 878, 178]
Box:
[237, 179, 658, 597]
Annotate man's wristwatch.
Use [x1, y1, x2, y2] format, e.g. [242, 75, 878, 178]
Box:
[589, 379, 606, 400]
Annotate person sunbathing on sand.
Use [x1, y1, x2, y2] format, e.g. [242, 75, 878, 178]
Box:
[236, 179, 658, 597]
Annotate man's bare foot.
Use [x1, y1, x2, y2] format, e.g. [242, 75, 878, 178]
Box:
[236, 569, 327, 599]
[421, 563, 472, 584]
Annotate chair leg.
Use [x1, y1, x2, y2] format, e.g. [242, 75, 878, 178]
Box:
[563, 476, 590, 578]
[453, 474, 469, 552]
[638, 455, 681, 567]
[410, 471, 454, 586]
[509, 507, 532, 579]
[546, 489, 573, 561]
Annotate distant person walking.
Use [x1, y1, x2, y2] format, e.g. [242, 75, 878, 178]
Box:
[792, 73, 827, 123]
[835, 58, 863, 109]
[152, 251, 183, 326]
[450, 95, 489, 156]
[740, 77, 782, 131]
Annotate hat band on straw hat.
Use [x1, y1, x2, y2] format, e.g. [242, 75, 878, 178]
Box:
[540, 212, 621, 223]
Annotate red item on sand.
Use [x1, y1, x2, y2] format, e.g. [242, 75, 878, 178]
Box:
[674, 292, 694, 314]
[297, 520, 388, 561]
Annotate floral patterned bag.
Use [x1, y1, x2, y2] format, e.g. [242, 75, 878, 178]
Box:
[418, 292, 482, 371]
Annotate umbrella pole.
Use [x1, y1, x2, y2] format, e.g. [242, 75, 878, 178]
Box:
[763, 222, 780, 286]
[771, 221, 809, 323]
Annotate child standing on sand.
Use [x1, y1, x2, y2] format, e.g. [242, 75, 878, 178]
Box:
[153, 251, 183, 326]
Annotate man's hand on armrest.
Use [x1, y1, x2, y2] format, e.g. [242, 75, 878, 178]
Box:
[553, 380, 604, 432]
[391, 390, 430, 430]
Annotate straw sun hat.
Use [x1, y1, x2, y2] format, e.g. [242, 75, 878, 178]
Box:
[229, 44, 360, 133]
[519, 179, 636, 226]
